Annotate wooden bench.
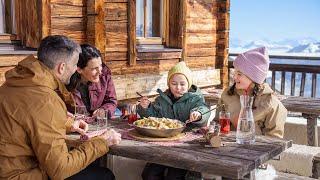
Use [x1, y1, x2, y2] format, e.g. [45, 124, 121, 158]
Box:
[313, 153, 320, 179]
[203, 89, 320, 147]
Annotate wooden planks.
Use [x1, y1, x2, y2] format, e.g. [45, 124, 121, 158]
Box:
[50, 1, 86, 43]
[14, 0, 42, 47]
[167, 0, 183, 48]
[66, 120, 291, 179]
[104, 2, 128, 63]
[87, 0, 106, 56]
[106, 59, 180, 75]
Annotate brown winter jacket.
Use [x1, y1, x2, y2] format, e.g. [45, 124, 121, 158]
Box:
[0, 55, 108, 180]
[216, 83, 287, 138]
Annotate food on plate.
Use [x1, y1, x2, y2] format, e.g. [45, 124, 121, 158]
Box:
[134, 117, 183, 129]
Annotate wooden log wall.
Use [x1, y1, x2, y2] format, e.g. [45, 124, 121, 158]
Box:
[183, 0, 230, 88]
[5, 0, 230, 99]
[50, 0, 87, 44]
[14, 0, 43, 47]
[103, 0, 183, 75]
[184, 0, 217, 68]
[216, 0, 230, 88]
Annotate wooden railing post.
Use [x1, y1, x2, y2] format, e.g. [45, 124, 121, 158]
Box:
[302, 113, 318, 147]
[87, 0, 106, 58]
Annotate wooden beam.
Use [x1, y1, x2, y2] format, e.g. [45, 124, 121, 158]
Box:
[167, 0, 183, 48]
[128, 0, 137, 65]
[41, 0, 51, 39]
[181, 0, 187, 61]
[5, 0, 12, 33]
[87, 0, 106, 57]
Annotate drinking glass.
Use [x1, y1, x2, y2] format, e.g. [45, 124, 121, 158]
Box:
[219, 111, 230, 134]
[127, 104, 138, 124]
[96, 109, 108, 130]
[75, 105, 88, 121]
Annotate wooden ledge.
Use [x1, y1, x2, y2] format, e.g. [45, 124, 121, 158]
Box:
[137, 47, 182, 60]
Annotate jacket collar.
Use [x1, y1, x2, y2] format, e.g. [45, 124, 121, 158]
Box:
[156, 85, 200, 105]
[5, 55, 74, 105]
[235, 83, 274, 96]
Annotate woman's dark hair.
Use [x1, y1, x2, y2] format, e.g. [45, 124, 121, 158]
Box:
[66, 44, 104, 91]
[77, 44, 102, 69]
[227, 82, 263, 109]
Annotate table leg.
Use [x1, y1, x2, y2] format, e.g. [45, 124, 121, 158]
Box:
[302, 113, 318, 147]
[106, 154, 114, 171]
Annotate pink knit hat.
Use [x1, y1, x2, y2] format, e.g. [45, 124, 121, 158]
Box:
[233, 47, 269, 84]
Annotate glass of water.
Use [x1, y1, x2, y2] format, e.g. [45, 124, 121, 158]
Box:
[96, 109, 108, 130]
[75, 105, 88, 121]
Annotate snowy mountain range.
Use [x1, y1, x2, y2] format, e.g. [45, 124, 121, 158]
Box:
[230, 38, 320, 54]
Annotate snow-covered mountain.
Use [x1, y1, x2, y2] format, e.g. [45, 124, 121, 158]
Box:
[287, 42, 320, 53]
[230, 37, 320, 54]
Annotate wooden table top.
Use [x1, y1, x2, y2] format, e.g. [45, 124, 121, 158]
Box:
[66, 120, 292, 179]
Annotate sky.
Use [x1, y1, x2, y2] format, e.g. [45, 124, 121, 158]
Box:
[230, 0, 320, 42]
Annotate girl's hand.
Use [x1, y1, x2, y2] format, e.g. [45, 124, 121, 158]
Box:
[188, 111, 202, 123]
[139, 97, 150, 109]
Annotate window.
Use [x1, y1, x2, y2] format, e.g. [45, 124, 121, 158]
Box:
[136, 0, 167, 45]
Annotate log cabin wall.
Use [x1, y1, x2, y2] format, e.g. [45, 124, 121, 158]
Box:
[50, 0, 87, 44]
[2, 0, 230, 101]
[103, 0, 229, 100]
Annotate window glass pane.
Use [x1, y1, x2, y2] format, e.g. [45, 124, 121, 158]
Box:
[136, 0, 144, 37]
[146, 0, 161, 37]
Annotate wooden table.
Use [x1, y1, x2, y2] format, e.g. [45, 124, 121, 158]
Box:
[66, 120, 292, 179]
[281, 96, 320, 147]
[204, 90, 320, 147]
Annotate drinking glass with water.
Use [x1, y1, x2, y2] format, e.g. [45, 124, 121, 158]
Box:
[96, 109, 108, 130]
[75, 105, 88, 121]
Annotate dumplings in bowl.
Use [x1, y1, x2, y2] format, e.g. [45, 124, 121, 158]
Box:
[133, 117, 185, 138]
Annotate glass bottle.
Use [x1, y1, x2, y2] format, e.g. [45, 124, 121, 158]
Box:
[236, 95, 255, 144]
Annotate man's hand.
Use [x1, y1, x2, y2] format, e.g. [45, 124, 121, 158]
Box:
[102, 129, 122, 146]
[70, 120, 89, 135]
[139, 97, 150, 109]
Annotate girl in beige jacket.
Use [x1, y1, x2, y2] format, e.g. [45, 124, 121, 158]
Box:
[216, 47, 287, 138]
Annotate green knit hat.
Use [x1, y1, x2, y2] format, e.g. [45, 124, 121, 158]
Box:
[167, 61, 193, 89]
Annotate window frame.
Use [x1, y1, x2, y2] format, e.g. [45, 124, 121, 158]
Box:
[136, 0, 168, 45]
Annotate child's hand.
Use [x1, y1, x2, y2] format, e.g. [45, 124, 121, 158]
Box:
[139, 97, 150, 109]
[189, 111, 202, 122]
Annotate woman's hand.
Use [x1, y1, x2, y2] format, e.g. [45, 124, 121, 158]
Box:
[187, 111, 202, 123]
[93, 108, 103, 117]
[70, 120, 89, 135]
[139, 97, 150, 109]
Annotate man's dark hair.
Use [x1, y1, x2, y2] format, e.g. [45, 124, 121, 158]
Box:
[37, 35, 81, 69]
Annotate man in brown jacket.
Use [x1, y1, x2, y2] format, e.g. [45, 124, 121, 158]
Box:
[0, 35, 121, 180]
